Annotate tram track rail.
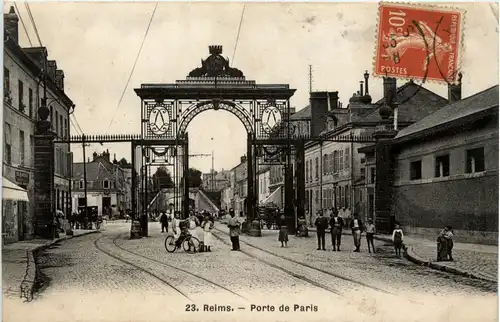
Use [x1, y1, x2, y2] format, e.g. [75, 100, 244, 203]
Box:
[93, 235, 193, 302]
[211, 231, 342, 297]
[213, 227, 424, 305]
[111, 233, 249, 302]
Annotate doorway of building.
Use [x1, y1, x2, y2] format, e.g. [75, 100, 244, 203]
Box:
[368, 194, 374, 219]
[102, 197, 111, 217]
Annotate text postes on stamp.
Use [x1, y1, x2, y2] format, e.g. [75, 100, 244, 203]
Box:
[374, 3, 464, 84]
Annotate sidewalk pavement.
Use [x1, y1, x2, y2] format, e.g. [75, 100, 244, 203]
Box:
[2, 229, 98, 302]
[305, 227, 497, 283]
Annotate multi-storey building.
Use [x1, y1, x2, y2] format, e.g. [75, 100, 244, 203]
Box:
[359, 85, 499, 244]
[265, 108, 308, 210]
[122, 166, 133, 212]
[224, 156, 247, 215]
[3, 7, 74, 243]
[304, 73, 449, 227]
[71, 150, 127, 217]
[257, 165, 272, 205]
[202, 169, 230, 192]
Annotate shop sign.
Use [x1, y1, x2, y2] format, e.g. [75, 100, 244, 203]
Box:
[15, 170, 30, 185]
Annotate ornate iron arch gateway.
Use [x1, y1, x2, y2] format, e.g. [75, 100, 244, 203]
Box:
[134, 45, 298, 236]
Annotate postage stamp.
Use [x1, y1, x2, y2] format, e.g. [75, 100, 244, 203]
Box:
[373, 2, 465, 84]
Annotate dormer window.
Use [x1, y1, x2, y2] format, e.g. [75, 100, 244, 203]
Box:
[103, 180, 110, 189]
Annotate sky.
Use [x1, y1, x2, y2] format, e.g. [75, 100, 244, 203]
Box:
[6, 2, 499, 174]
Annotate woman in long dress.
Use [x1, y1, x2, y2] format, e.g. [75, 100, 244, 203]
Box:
[202, 215, 214, 252]
[173, 213, 181, 240]
[188, 212, 199, 239]
[278, 214, 288, 247]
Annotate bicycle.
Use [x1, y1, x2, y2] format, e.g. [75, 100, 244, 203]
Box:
[164, 233, 200, 254]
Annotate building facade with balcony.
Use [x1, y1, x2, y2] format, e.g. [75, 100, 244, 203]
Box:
[359, 85, 499, 244]
[71, 150, 127, 218]
[3, 7, 74, 243]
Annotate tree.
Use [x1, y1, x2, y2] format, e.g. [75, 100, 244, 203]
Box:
[181, 168, 203, 188]
[153, 166, 174, 189]
[118, 158, 130, 167]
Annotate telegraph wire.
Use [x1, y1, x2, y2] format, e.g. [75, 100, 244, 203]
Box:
[24, 1, 42, 47]
[107, 2, 158, 130]
[14, 3, 33, 46]
[231, 4, 246, 65]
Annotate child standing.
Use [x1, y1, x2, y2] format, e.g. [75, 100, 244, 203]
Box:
[365, 219, 376, 253]
[392, 224, 404, 257]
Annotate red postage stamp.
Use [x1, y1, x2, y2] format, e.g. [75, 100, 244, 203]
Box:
[373, 3, 465, 83]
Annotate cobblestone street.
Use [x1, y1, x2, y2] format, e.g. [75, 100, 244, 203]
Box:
[3, 222, 496, 322]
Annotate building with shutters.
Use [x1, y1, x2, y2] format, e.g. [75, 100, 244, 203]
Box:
[3, 7, 74, 243]
[71, 150, 128, 217]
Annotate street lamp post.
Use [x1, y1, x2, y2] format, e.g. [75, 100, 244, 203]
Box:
[211, 137, 214, 191]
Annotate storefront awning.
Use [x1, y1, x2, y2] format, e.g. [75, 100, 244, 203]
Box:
[2, 177, 29, 202]
[261, 187, 282, 208]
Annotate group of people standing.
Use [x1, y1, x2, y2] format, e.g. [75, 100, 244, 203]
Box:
[160, 210, 215, 252]
[314, 209, 405, 256]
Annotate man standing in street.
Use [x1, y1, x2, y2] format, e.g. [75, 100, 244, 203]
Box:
[329, 209, 343, 251]
[314, 211, 328, 251]
[227, 208, 241, 251]
[350, 213, 364, 252]
[160, 211, 169, 233]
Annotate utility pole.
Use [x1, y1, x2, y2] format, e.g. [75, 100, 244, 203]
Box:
[211, 138, 214, 191]
[82, 135, 89, 218]
[211, 150, 215, 191]
[309, 65, 313, 93]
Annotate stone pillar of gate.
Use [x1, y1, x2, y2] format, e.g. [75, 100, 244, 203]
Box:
[34, 132, 56, 239]
[183, 134, 190, 219]
[33, 100, 56, 239]
[247, 134, 261, 236]
[373, 119, 397, 234]
[295, 140, 306, 226]
[130, 141, 142, 239]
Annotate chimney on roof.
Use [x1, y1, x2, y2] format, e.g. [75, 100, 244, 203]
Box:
[328, 91, 339, 110]
[55, 70, 65, 91]
[448, 73, 463, 103]
[364, 70, 370, 95]
[47, 61, 57, 81]
[310, 91, 329, 137]
[4, 7, 19, 44]
[93, 151, 98, 161]
[102, 149, 110, 162]
[383, 77, 397, 106]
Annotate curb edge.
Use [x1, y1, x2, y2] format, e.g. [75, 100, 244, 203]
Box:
[20, 230, 99, 302]
[404, 245, 497, 284]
